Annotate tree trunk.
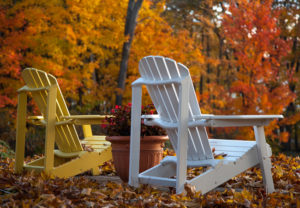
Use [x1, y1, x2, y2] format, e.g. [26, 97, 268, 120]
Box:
[116, 0, 143, 106]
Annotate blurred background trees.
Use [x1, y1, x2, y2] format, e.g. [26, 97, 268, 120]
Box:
[0, 0, 299, 154]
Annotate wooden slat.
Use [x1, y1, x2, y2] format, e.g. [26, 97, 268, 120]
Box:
[164, 59, 199, 160]
[142, 58, 170, 120]
[139, 60, 161, 116]
[87, 145, 111, 150]
[176, 63, 205, 160]
[158, 58, 201, 160]
[178, 63, 213, 160]
[22, 69, 47, 115]
[210, 145, 252, 152]
[150, 57, 180, 155]
[47, 74, 82, 152]
[83, 136, 106, 141]
[39, 70, 78, 152]
[164, 58, 209, 160]
[209, 139, 256, 147]
[140, 57, 180, 152]
[81, 141, 111, 145]
[214, 151, 249, 158]
[151, 57, 178, 122]
[36, 70, 70, 152]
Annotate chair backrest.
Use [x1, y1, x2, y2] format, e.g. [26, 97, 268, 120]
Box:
[139, 56, 213, 161]
[22, 68, 83, 153]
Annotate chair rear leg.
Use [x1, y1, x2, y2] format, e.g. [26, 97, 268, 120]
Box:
[254, 126, 275, 193]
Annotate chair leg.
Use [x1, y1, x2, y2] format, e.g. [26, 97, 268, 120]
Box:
[129, 85, 142, 187]
[176, 77, 190, 194]
[92, 166, 100, 175]
[15, 92, 27, 173]
[82, 125, 93, 138]
[44, 85, 57, 173]
[254, 126, 275, 193]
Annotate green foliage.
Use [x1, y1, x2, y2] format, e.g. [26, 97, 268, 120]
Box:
[0, 140, 14, 159]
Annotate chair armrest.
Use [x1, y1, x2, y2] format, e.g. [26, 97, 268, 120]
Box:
[18, 85, 49, 93]
[143, 114, 283, 128]
[141, 114, 160, 119]
[59, 115, 113, 125]
[191, 114, 283, 127]
[27, 116, 46, 125]
[28, 116, 44, 120]
[193, 114, 283, 120]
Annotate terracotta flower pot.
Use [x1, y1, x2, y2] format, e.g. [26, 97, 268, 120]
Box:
[106, 135, 168, 182]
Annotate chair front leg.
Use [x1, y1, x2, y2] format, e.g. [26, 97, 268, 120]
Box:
[254, 126, 275, 193]
[129, 85, 142, 187]
[176, 77, 190, 194]
[15, 92, 27, 173]
[44, 85, 57, 173]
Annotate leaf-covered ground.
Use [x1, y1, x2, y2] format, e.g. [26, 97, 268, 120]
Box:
[0, 152, 299, 207]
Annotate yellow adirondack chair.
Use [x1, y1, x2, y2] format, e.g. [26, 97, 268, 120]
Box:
[15, 68, 112, 178]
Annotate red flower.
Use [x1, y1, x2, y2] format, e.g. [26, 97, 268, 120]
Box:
[104, 103, 166, 136]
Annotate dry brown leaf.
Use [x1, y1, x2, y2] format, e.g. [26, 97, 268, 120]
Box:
[184, 183, 196, 197]
[81, 188, 92, 195]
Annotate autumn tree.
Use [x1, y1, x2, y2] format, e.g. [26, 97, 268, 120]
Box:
[122, 1, 205, 104]
[0, 0, 127, 113]
[273, 0, 300, 151]
[162, 0, 228, 107]
[0, 5, 32, 142]
[221, 0, 294, 141]
[0, 0, 127, 149]
[0, 0, 204, 153]
[116, 0, 143, 106]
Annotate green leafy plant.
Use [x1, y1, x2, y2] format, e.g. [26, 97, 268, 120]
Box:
[104, 103, 166, 136]
[0, 140, 15, 159]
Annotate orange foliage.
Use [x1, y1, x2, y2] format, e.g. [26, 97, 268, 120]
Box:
[280, 132, 290, 143]
[221, 0, 294, 140]
[0, 8, 31, 110]
[0, 0, 296, 146]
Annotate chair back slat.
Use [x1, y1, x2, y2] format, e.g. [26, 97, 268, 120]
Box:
[140, 57, 179, 152]
[22, 68, 83, 153]
[31, 69, 71, 151]
[139, 56, 213, 160]
[47, 74, 82, 152]
[22, 69, 47, 115]
[177, 63, 213, 159]
[165, 58, 206, 160]
[140, 59, 169, 119]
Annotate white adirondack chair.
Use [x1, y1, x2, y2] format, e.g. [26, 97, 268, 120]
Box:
[129, 56, 282, 194]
